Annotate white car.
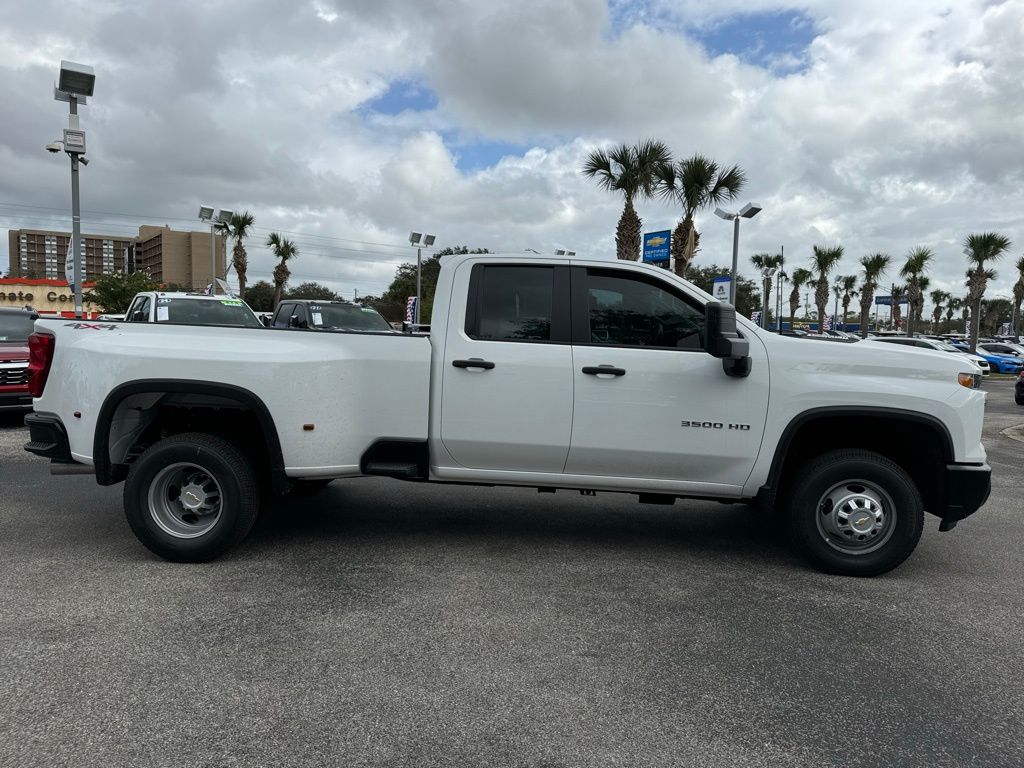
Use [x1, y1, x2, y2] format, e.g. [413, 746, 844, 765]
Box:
[123, 292, 262, 328]
[24, 252, 990, 576]
[868, 336, 990, 376]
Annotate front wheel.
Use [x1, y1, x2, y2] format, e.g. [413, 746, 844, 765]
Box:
[123, 432, 260, 562]
[784, 449, 923, 576]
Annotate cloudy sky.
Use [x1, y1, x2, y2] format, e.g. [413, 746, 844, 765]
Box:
[1, 0, 1022, 305]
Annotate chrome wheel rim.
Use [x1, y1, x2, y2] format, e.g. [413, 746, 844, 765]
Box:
[148, 462, 224, 539]
[815, 479, 895, 555]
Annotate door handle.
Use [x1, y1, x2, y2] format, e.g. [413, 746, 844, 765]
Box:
[582, 365, 626, 376]
[452, 358, 496, 370]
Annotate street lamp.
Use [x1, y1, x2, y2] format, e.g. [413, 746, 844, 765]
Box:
[199, 207, 233, 293]
[714, 203, 762, 305]
[50, 60, 95, 319]
[832, 276, 842, 332]
[409, 232, 436, 324]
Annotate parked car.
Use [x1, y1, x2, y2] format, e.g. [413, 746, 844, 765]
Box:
[974, 350, 1024, 375]
[270, 299, 394, 333]
[123, 292, 262, 328]
[0, 307, 35, 412]
[24, 252, 991, 576]
[869, 336, 989, 376]
[978, 342, 1024, 358]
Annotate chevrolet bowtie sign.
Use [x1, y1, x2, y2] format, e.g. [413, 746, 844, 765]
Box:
[642, 230, 671, 265]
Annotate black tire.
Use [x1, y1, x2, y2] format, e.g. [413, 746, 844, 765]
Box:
[1015, 393, 1024, 406]
[123, 432, 260, 562]
[290, 479, 334, 496]
[784, 449, 923, 577]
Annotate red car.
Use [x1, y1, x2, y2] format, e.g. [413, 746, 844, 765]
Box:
[0, 308, 35, 412]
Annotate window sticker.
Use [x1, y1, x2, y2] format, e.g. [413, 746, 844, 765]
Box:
[311, 312, 323, 326]
[220, 299, 243, 306]
[156, 306, 169, 322]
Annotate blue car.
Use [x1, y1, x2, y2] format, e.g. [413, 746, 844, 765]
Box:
[976, 351, 1024, 374]
[946, 341, 1023, 373]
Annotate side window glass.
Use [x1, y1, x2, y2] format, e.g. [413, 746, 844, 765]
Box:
[585, 269, 704, 350]
[272, 305, 291, 328]
[469, 266, 554, 341]
[134, 297, 151, 322]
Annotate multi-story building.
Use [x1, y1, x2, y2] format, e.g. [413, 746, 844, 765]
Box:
[6, 226, 225, 291]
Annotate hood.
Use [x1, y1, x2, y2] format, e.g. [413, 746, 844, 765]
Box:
[0, 340, 29, 360]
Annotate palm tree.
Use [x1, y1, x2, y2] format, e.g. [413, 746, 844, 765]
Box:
[750, 252, 784, 326]
[1012, 256, 1024, 337]
[930, 289, 949, 334]
[899, 246, 934, 337]
[215, 211, 255, 301]
[655, 154, 746, 277]
[582, 140, 672, 261]
[810, 245, 844, 333]
[946, 296, 962, 329]
[839, 274, 858, 329]
[267, 232, 298, 308]
[964, 232, 1012, 352]
[857, 253, 890, 338]
[788, 268, 813, 327]
[890, 285, 907, 331]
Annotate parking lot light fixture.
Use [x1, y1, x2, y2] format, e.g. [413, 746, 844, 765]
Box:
[52, 61, 96, 319]
[409, 231, 436, 324]
[199, 206, 231, 294]
[714, 203, 762, 305]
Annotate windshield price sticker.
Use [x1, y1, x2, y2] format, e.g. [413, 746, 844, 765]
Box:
[157, 298, 171, 305]
[220, 300, 243, 306]
[156, 306, 169, 322]
[311, 312, 324, 326]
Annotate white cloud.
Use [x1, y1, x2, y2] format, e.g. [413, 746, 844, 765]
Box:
[0, 0, 1022, 305]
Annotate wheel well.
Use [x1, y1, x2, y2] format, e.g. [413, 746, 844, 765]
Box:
[94, 380, 287, 493]
[773, 413, 950, 517]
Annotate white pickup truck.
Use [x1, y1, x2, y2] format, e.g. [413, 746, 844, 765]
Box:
[23, 252, 990, 575]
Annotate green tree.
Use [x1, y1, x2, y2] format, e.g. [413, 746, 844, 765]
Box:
[981, 298, 1013, 337]
[810, 245, 844, 333]
[215, 211, 255, 301]
[945, 296, 962, 330]
[85, 271, 159, 313]
[890, 284, 906, 331]
[929, 289, 950, 334]
[285, 282, 341, 301]
[656, 154, 746, 278]
[582, 140, 672, 262]
[964, 232, 1012, 352]
[244, 280, 276, 312]
[838, 274, 858, 329]
[359, 246, 490, 323]
[267, 232, 299, 308]
[788, 267, 813, 326]
[900, 246, 934, 337]
[683, 264, 761, 319]
[1011, 256, 1024, 336]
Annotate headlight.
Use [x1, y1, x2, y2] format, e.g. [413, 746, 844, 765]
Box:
[958, 372, 979, 389]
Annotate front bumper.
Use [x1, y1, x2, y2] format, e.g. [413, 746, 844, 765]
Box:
[0, 389, 32, 411]
[24, 412, 74, 463]
[940, 463, 992, 531]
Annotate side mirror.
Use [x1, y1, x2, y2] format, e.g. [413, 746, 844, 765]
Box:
[288, 315, 306, 329]
[705, 301, 751, 378]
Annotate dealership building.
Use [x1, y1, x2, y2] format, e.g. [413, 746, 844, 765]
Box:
[6, 225, 226, 292]
[0, 277, 101, 318]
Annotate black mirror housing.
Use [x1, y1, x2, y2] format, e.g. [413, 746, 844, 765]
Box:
[705, 301, 751, 378]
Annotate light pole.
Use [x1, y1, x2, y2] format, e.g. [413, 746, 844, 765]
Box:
[832, 277, 842, 331]
[49, 61, 95, 319]
[714, 203, 762, 305]
[776, 245, 785, 334]
[198, 207, 233, 293]
[409, 232, 436, 325]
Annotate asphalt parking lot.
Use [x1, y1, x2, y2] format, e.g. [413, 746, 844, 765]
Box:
[1, 380, 1022, 768]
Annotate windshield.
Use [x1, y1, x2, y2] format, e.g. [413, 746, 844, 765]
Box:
[0, 313, 35, 342]
[934, 342, 960, 352]
[155, 298, 261, 328]
[309, 304, 392, 331]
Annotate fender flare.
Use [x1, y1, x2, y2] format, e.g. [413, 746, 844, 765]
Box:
[93, 379, 288, 493]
